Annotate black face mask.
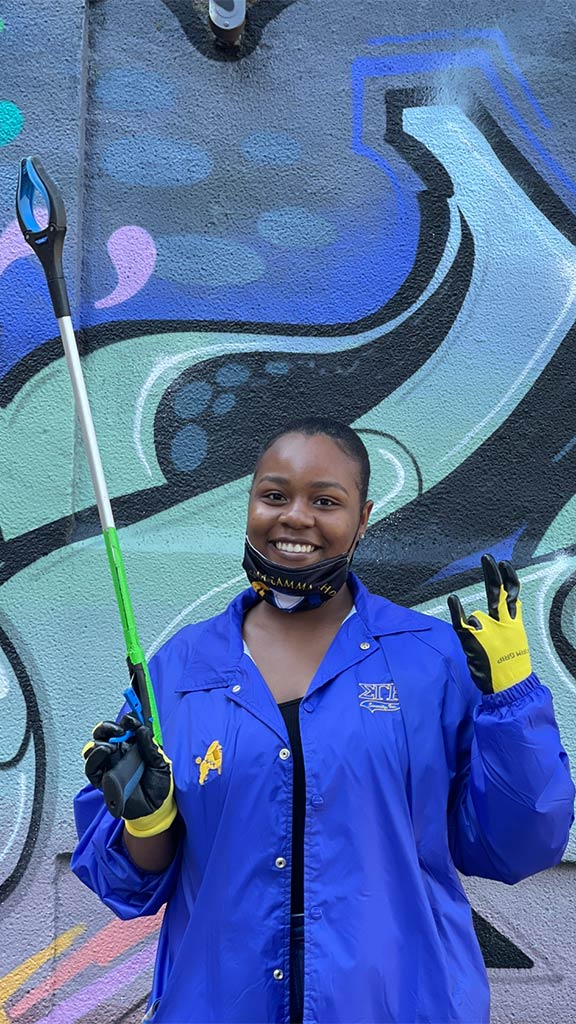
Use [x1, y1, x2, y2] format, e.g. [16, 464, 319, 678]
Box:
[242, 534, 359, 613]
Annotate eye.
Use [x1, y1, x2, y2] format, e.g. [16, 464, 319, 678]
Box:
[262, 491, 286, 502]
[314, 496, 339, 507]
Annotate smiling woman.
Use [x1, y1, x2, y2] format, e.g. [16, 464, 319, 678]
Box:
[71, 417, 574, 1024]
[243, 421, 372, 616]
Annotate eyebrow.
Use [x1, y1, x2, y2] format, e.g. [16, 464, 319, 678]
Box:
[258, 474, 350, 496]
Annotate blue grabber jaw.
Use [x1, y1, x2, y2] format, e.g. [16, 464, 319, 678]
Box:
[102, 692, 147, 816]
[108, 687, 147, 745]
[16, 157, 66, 242]
[16, 156, 70, 318]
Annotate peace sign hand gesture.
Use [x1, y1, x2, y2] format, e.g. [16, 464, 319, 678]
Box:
[447, 555, 532, 695]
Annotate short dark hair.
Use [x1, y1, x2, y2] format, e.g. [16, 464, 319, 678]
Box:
[252, 417, 370, 505]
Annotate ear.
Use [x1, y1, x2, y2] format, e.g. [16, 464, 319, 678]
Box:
[359, 500, 373, 535]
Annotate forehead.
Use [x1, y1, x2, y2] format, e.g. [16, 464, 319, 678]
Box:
[256, 432, 358, 485]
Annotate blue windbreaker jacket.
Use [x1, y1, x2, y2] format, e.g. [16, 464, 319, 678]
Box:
[72, 575, 575, 1024]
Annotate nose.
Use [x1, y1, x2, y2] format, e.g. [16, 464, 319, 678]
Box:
[277, 497, 315, 529]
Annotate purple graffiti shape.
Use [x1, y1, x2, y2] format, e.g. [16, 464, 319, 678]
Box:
[33, 944, 156, 1024]
[0, 219, 31, 277]
[95, 225, 157, 308]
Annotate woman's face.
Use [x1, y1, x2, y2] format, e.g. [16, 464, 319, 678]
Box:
[247, 432, 372, 568]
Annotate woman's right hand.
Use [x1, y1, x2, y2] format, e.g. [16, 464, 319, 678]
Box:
[82, 712, 178, 838]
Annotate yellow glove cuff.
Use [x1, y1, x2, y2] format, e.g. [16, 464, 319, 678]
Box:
[124, 777, 178, 838]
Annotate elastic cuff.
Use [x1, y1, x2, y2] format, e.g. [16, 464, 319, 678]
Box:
[481, 672, 541, 708]
[124, 798, 178, 838]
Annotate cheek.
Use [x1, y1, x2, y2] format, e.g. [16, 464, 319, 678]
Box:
[247, 502, 274, 534]
[329, 517, 359, 547]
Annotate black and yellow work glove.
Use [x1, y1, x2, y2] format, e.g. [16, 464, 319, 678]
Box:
[448, 554, 532, 695]
[82, 713, 177, 837]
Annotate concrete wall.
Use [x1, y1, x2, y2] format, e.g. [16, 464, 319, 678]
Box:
[1, 1, 575, 1021]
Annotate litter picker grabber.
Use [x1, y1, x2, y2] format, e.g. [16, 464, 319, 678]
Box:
[16, 156, 162, 817]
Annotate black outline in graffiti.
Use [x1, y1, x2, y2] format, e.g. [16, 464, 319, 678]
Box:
[471, 100, 576, 246]
[355, 428, 424, 496]
[472, 910, 534, 969]
[549, 570, 576, 681]
[0, 625, 46, 905]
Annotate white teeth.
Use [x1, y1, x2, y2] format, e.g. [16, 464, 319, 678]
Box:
[275, 542, 315, 553]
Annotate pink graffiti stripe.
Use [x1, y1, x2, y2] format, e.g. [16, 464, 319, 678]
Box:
[10, 914, 161, 1016]
[31, 944, 156, 1024]
[95, 225, 157, 308]
[0, 219, 31, 276]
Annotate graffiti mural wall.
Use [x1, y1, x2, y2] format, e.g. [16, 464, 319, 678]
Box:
[1, 0, 575, 1020]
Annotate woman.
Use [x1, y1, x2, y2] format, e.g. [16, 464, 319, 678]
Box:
[72, 418, 574, 1024]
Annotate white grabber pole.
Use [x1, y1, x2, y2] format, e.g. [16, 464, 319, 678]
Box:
[209, 0, 246, 46]
[16, 156, 162, 817]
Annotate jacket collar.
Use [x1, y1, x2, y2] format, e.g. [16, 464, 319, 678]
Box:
[348, 573, 433, 638]
[173, 573, 432, 692]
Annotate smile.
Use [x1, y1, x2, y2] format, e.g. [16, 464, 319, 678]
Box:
[273, 541, 318, 554]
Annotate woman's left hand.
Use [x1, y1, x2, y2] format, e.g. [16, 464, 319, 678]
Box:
[447, 554, 532, 694]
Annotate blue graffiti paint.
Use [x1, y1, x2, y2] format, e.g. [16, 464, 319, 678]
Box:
[427, 527, 527, 583]
[213, 393, 237, 415]
[101, 136, 213, 186]
[352, 50, 576, 198]
[170, 423, 208, 471]
[241, 131, 301, 165]
[95, 69, 177, 111]
[155, 235, 265, 287]
[257, 207, 337, 249]
[552, 434, 576, 463]
[215, 363, 251, 387]
[265, 361, 290, 375]
[367, 28, 550, 128]
[174, 381, 213, 419]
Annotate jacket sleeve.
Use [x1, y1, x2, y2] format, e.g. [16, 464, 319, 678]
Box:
[443, 635, 575, 884]
[70, 644, 183, 918]
[71, 784, 182, 919]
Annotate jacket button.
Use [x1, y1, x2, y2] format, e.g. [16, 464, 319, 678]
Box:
[275, 857, 287, 869]
[310, 906, 322, 920]
[302, 701, 313, 713]
[273, 969, 284, 981]
[279, 748, 291, 760]
[311, 795, 324, 808]
[360, 641, 371, 650]
[232, 685, 241, 693]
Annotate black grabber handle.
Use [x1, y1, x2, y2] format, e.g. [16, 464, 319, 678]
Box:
[102, 743, 146, 819]
[16, 156, 70, 318]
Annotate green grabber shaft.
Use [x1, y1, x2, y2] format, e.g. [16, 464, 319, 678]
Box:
[103, 528, 162, 746]
[16, 155, 162, 754]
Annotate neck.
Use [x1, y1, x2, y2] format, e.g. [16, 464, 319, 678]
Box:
[250, 581, 354, 635]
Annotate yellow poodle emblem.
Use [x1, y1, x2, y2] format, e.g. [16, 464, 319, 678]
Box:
[195, 740, 223, 786]
[251, 580, 270, 598]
